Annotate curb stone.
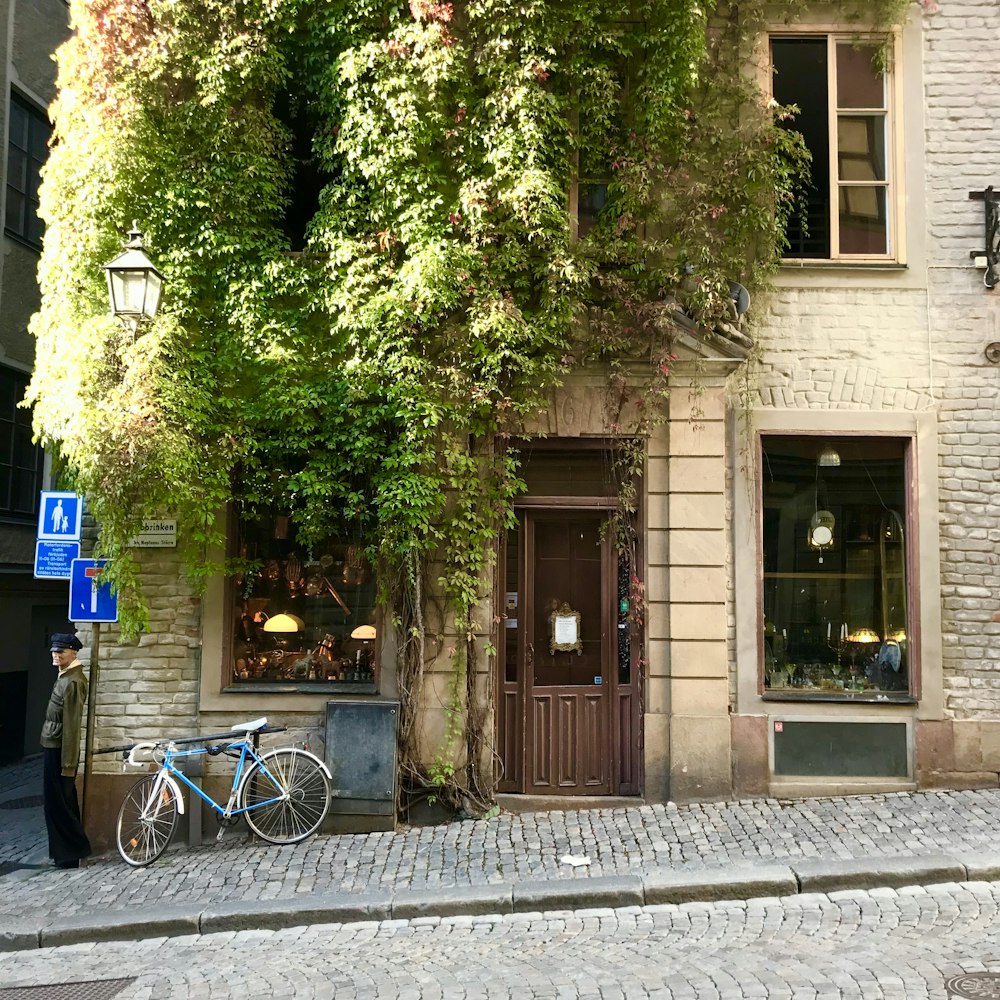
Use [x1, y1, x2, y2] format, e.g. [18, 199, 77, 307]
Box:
[200, 891, 393, 934]
[6, 851, 1000, 952]
[790, 853, 966, 893]
[643, 864, 797, 905]
[391, 882, 513, 919]
[40, 903, 201, 949]
[953, 850, 1000, 882]
[513, 875, 644, 912]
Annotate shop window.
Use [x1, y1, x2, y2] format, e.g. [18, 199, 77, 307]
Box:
[771, 35, 897, 260]
[5, 92, 50, 248]
[0, 365, 44, 520]
[230, 513, 378, 689]
[761, 436, 911, 700]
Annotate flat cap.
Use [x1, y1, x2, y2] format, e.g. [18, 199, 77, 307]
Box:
[50, 632, 83, 652]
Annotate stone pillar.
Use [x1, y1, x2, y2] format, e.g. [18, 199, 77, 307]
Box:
[647, 382, 732, 802]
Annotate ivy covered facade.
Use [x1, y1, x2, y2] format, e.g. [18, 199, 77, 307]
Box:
[28, 0, 1000, 840]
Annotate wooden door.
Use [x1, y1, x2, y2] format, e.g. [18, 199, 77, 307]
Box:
[522, 511, 612, 794]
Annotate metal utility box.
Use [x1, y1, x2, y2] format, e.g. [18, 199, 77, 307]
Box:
[324, 699, 399, 827]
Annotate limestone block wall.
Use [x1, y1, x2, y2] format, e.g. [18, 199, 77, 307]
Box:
[82, 546, 202, 771]
[651, 379, 732, 801]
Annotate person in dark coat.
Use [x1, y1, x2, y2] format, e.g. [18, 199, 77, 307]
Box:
[40, 632, 91, 869]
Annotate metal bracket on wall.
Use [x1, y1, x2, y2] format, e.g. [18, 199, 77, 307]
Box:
[969, 186, 1000, 289]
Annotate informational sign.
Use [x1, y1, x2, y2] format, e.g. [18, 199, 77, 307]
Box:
[549, 602, 582, 655]
[554, 616, 578, 645]
[37, 491, 82, 542]
[129, 519, 177, 548]
[34, 540, 80, 580]
[69, 559, 118, 623]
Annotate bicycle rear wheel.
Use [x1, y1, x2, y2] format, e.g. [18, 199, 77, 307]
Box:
[116, 773, 179, 867]
[239, 748, 331, 844]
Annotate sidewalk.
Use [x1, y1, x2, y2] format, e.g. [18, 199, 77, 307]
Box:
[3, 754, 1000, 952]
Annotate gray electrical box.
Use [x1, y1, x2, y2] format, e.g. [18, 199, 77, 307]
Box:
[324, 699, 399, 822]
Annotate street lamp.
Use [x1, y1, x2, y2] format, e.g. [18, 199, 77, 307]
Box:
[103, 222, 163, 329]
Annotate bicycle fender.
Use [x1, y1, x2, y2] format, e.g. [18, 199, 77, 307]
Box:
[297, 748, 333, 781]
[245, 747, 334, 785]
[160, 772, 186, 814]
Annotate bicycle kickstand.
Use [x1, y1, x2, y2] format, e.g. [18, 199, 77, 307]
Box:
[217, 793, 239, 842]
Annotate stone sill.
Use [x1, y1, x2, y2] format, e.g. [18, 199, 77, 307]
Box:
[223, 682, 377, 696]
[779, 261, 908, 270]
[762, 692, 917, 706]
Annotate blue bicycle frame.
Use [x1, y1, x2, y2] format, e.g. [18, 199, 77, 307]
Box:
[156, 737, 286, 820]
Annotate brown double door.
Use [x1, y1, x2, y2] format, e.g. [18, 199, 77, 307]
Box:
[501, 509, 625, 794]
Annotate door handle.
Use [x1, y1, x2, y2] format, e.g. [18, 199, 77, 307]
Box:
[526, 642, 534, 668]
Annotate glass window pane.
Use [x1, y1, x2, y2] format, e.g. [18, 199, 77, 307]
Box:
[761, 436, 909, 698]
[771, 37, 831, 259]
[7, 147, 27, 190]
[13, 424, 38, 468]
[27, 207, 44, 246]
[29, 119, 50, 161]
[838, 115, 886, 182]
[12, 467, 36, 513]
[839, 185, 888, 254]
[836, 43, 885, 108]
[5, 190, 23, 233]
[577, 183, 607, 237]
[0, 372, 15, 416]
[232, 516, 378, 687]
[8, 99, 27, 148]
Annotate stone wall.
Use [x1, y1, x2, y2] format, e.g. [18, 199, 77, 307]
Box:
[922, 0, 1000, 722]
[81, 546, 202, 770]
[731, 0, 1000, 792]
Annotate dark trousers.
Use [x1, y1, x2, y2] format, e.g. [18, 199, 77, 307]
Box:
[42, 747, 91, 866]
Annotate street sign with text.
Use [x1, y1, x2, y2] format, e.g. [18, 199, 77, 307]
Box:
[34, 540, 81, 579]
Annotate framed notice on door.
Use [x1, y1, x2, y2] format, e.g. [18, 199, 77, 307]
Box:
[549, 603, 582, 655]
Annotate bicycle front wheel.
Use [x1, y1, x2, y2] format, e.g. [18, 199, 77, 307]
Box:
[239, 748, 331, 845]
[116, 773, 179, 867]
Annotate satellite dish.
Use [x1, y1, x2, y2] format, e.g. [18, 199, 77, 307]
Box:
[728, 281, 751, 317]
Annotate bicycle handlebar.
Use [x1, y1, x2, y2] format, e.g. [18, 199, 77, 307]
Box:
[95, 723, 288, 755]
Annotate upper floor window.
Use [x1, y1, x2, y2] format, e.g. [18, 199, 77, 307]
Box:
[0, 366, 44, 520]
[5, 92, 51, 249]
[771, 35, 897, 261]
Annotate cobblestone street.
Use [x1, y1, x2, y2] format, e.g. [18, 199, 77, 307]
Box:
[6, 883, 1000, 997]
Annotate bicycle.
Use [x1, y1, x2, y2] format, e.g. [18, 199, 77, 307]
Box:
[102, 717, 332, 867]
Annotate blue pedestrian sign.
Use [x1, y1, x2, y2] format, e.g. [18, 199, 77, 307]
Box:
[38, 492, 82, 542]
[34, 540, 81, 580]
[69, 559, 118, 623]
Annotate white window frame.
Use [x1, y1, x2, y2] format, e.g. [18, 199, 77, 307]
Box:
[770, 31, 905, 265]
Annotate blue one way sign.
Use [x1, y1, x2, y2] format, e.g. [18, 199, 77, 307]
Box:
[69, 559, 118, 623]
[38, 492, 82, 542]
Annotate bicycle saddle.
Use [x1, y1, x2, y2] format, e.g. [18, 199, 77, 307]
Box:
[231, 717, 268, 733]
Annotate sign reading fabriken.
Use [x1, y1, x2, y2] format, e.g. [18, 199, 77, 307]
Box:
[130, 519, 177, 548]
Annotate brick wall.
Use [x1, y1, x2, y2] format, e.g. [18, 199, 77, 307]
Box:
[744, 0, 1000, 724]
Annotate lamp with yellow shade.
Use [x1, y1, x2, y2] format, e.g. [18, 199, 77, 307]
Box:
[350, 624, 377, 678]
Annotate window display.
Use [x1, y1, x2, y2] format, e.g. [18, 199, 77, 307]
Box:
[230, 515, 377, 687]
[761, 436, 910, 699]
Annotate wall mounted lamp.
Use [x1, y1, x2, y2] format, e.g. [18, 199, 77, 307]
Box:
[969, 186, 999, 289]
[103, 222, 164, 331]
